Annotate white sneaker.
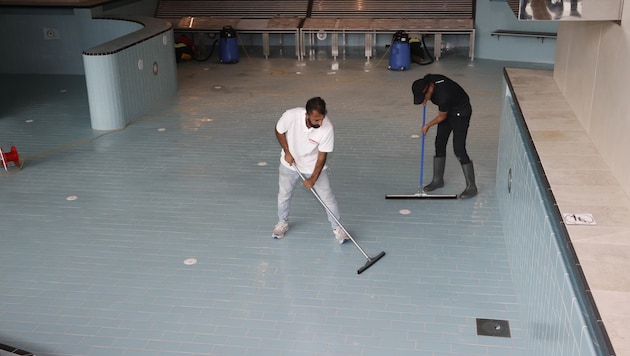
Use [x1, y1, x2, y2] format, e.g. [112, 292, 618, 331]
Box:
[272, 221, 289, 239]
[333, 227, 350, 244]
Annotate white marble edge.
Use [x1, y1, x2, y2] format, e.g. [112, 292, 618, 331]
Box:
[506, 67, 629, 356]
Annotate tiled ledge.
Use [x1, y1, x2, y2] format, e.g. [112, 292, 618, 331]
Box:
[82, 16, 172, 56]
[506, 67, 630, 356]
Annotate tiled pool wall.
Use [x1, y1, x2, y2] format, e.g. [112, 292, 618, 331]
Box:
[497, 72, 612, 356]
[82, 19, 177, 130]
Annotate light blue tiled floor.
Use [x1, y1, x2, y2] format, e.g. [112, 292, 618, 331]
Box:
[0, 47, 552, 355]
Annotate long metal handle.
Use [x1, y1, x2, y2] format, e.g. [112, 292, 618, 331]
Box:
[419, 104, 426, 188]
[293, 166, 370, 260]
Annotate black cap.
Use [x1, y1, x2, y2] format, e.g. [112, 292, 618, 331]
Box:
[412, 76, 430, 105]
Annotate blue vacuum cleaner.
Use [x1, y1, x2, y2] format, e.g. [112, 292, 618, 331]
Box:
[388, 30, 410, 71]
[219, 26, 239, 64]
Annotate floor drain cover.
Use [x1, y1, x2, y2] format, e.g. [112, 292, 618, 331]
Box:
[0, 342, 35, 355]
[476, 318, 511, 338]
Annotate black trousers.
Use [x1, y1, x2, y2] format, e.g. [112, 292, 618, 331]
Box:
[434, 110, 472, 165]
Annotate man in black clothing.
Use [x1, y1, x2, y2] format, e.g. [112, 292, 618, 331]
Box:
[412, 74, 478, 199]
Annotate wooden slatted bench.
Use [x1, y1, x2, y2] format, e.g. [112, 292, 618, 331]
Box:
[155, 0, 476, 61]
[371, 18, 475, 61]
[300, 0, 475, 61]
[155, 0, 310, 59]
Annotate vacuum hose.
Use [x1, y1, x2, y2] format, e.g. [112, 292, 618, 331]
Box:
[194, 39, 219, 62]
[415, 36, 434, 65]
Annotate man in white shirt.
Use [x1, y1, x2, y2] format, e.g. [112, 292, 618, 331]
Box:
[272, 97, 349, 244]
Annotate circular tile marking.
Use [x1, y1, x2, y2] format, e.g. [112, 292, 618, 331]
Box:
[399, 209, 411, 215]
[66, 195, 78, 201]
[257, 161, 268, 166]
[184, 258, 197, 265]
[158, 128, 166, 131]
[411, 134, 420, 139]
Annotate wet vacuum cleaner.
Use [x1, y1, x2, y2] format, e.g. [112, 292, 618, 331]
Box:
[294, 166, 386, 274]
[386, 105, 457, 200]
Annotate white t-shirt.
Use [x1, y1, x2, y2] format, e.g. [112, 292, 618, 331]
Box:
[276, 107, 334, 174]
